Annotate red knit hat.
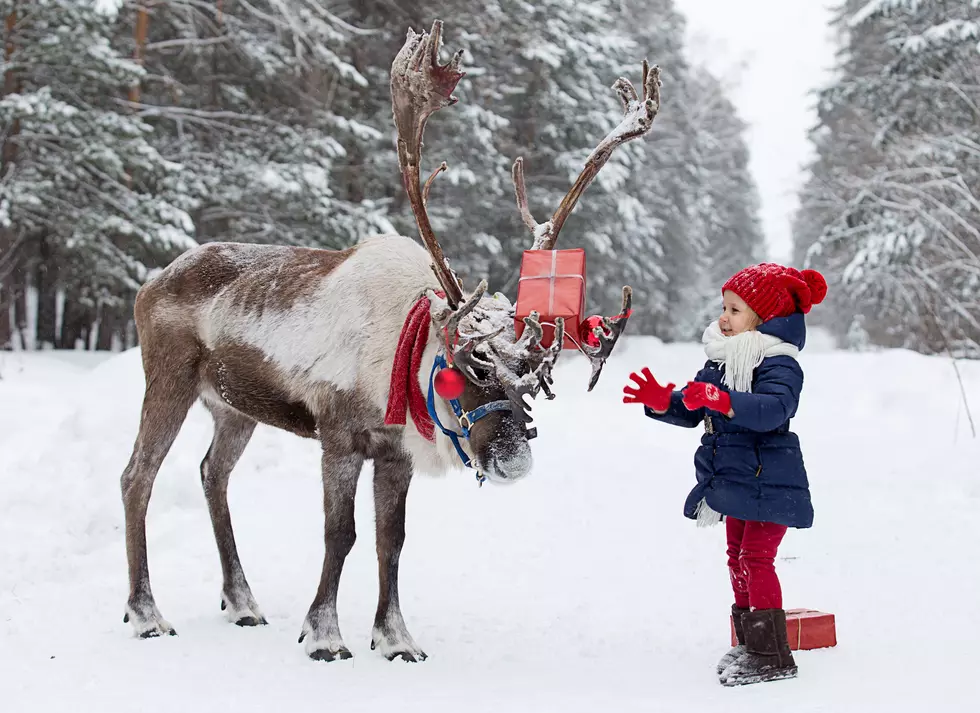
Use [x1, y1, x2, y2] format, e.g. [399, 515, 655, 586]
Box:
[722, 263, 828, 322]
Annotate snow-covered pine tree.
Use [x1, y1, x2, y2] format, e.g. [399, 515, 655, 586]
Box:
[416, 0, 541, 291]
[1, 0, 768, 351]
[354, 0, 765, 340]
[326, 0, 731, 339]
[684, 65, 766, 339]
[119, 0, 394, 251]
[619, 0, 713, 339]
[0, 0, 196, 349]
[792, 0, 879, 336]
[496, 0, 669, 331]
[323, 1, 520, 291]
[797, 0, 980, 354]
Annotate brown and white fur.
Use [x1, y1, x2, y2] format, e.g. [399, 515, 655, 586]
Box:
[121, 234, 528, 661]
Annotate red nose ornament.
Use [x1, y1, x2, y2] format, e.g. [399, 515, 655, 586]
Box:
[434, 367, 466, 400]
[580, 315, 606, 348]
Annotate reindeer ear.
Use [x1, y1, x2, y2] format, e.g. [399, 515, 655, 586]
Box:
[426, 289, 453, 326]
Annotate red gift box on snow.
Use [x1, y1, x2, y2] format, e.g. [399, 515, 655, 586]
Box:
[514, 248, 586, 350]
[730, 609, 837, 651]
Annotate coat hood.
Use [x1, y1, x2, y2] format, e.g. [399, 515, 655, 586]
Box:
[758, 312, 807, 351]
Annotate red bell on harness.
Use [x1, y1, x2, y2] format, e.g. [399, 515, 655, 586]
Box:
[580, 315, 606, 348]
[434, 367, 466, 400]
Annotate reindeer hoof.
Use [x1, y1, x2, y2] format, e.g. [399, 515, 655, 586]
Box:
[299, 616, 351, 660]
[371, 631, 428, 662]
[221, 592, 266, 627]
[125, 601, 177, 638]
[139, 626, 177, 639]
[309, 647, 353, 662]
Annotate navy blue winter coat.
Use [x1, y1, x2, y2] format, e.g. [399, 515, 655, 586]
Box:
[646, 313, 814, 529]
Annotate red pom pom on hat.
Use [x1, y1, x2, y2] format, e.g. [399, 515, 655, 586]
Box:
[802, 269, 827, 306]
[779, 272, 813, 313]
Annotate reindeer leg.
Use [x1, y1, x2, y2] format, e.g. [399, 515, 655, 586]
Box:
[121, 368, 197, 638]
[200, 406, 263, 626]
[370, 450, 426, 662]
[299, 430, 363, 661]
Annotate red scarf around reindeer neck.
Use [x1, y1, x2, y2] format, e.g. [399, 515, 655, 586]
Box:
[384, 292, 442, 441]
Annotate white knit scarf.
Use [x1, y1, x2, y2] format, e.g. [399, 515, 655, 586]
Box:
[693, 320, 800, 527]
[701, 320, 800, 393]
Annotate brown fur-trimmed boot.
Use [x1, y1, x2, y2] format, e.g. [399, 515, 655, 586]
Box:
[717, 604, 749, 676]
[720, 608, 798, 686]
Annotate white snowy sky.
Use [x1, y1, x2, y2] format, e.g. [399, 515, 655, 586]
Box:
[673, 0, 838, 263]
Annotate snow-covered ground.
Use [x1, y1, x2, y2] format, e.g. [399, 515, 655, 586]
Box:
[2, 335, 978, 712]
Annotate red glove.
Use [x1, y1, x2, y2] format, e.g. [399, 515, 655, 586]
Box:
[623, 368, 676, 413]
[682, 381, 732, 415]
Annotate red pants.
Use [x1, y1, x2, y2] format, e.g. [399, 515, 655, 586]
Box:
[726, 517, 787, 610]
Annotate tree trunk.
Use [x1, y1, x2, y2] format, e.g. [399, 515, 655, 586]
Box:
[0, 282, 11, 349]
[34, 234, 59, 348]
[12, 271, 28, 349]
[128, 6, 149, 105]
[96, 304, 120, 351]
[60, 298, 90, 351]
[2, 9, 22, 350]
[124, 306, 137, 350]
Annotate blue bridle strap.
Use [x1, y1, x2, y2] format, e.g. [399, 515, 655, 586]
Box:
[425, 353, 512, 479]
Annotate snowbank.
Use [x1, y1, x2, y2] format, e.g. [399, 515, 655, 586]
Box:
[1, 338, 977, 712]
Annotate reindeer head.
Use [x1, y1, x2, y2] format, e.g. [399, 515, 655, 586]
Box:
[391, 21, 660, 483]
[419, 283, 560, 483]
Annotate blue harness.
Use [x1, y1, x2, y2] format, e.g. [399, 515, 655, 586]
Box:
[425, 352, 511, 485]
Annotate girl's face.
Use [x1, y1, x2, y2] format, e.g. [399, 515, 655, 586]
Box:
[719, 290, 761, 336]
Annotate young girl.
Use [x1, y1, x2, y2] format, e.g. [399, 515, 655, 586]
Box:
[623, 263, 827, 687]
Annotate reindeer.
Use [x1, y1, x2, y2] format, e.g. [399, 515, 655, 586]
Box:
[120, 20, 661, 662]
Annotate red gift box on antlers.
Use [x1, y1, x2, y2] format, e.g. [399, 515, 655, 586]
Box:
[514, 248, 587, 350]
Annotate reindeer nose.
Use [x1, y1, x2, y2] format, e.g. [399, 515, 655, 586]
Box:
[483, 446, 533, 483]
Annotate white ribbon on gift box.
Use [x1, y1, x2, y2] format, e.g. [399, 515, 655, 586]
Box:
[518, 251, 584, 314]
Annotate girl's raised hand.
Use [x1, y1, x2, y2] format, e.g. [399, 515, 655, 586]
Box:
[623, 367, 676, 413]
[681, 381, 734, 416]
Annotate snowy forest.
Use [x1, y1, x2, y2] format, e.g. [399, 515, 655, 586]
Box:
[0, 0, 765, 351]
[795, 0, 980, 356]
[0, 1, 977, 358]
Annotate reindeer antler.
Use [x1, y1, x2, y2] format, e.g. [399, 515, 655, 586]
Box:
[513, 62, 662, 250]
[582, 286, 633, 391]
[486, 312, 565, 423]
[391, 20, 466, 308]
